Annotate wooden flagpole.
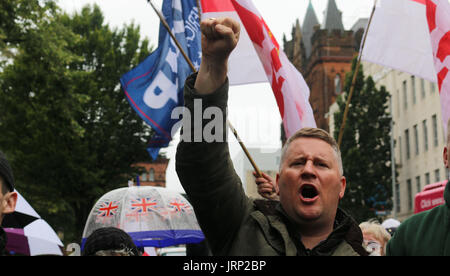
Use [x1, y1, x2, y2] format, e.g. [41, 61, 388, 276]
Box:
[337, 0, 378, 148]
[147, 0, 263, 178]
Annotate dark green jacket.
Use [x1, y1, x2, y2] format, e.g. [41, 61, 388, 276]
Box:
[386, 182, 450, 256]
[176, 73, 367, 256]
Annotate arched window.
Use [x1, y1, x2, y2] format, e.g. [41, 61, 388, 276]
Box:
[149, 168, 155, 182]
[334, 74, 342, 95]
[141, 172, 147, 182]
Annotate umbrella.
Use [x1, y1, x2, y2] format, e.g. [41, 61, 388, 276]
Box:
[82, 186, 204, 249]
[2, 190, 40, 228]
[2, 190, 64, 256]
[5, 219, 64, 256]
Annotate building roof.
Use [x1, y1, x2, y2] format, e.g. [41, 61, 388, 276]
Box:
[302, 0, 319, 58]
[322, 0, 344, 32]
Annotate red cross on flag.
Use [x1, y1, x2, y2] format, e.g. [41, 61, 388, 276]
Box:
[361, 0, 437, 82]
[201, 0, 316, 137]
[426, 0, 450, 135]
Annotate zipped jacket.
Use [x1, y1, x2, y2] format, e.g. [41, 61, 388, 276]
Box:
[176, 73, 367, 256]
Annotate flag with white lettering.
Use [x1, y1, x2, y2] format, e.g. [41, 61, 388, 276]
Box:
[120, 0, 201, 160]
[229, 0, 316, 137]
[426, 0, 450, 135]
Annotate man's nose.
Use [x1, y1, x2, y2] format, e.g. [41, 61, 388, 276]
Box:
[301, 160, 316, 178]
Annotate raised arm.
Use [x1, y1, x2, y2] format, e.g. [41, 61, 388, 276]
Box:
[194, 17, 240, 95]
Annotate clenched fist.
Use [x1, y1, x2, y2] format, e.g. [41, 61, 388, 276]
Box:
[195, 17, 241, 95]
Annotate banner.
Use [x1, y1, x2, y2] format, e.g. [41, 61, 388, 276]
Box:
[361, 0, 437, 82]
[229, 0, 316, 137]
[426, 0, 450, 135]
[120, 0, 201, 159]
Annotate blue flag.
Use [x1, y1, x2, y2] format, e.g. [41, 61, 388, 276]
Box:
[120, 0, 201, 160]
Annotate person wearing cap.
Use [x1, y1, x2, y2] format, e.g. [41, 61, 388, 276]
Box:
[0, 151, 18, 255]
[386, 119, 450, 256]
[82, 227, 140, 256]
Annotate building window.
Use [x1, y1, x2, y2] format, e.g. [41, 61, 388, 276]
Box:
[411, 76, 416, 104]
[431, 82, 436, 93]
[395, 183, 401, 213]
[435, 169, 440, 182]
[421, 78, 426, 99]
[416, 176, 421, 193]
[432, 114, 439, 147]
[141, 172, 147, 182]
[398, 136, 402, 164]
[149, 168, 155, 182]
[407, 179, 413, 211]
[425, 172, 430, 185]
[405, 129, 410, 160]
[414, 124, 419, 155]
[423, 120, 428, 152]
[334, 74, 342, 95]
[403, 80, 408, 110]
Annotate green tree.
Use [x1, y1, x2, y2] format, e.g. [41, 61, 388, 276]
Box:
[0, 4, 154, 242]
[0, 0, 57, 65]
[333, 59, 394, 222]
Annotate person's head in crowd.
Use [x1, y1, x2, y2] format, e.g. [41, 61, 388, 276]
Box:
[381, 218, 401, 237]
[82, 227, 140, 256]
[0, 151, 17, 226]
[276, 128, 346, 243]
[360, 219, 391, 256]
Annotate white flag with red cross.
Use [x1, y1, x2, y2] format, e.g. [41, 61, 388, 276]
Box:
[361, 0, 437, 82]
[200, 0, 267, 86]
[426, 0, 450, 136]
[201, 0, 316, 137]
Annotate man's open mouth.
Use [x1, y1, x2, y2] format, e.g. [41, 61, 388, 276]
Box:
[300, 184, 319, 201]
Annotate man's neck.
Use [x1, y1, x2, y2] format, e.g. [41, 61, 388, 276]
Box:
[300, 227, 333, 249]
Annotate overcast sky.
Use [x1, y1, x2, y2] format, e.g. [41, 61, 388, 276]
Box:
[57, 0, 376, 192]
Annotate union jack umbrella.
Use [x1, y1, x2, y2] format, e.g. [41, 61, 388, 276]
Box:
[82, 186, 204, 249]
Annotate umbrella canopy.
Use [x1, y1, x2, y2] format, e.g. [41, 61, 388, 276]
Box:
[2, 190, 64, 256]
[2, 191, 40, 228]
[82, 186, 204, 249]
[5, 219, 64, 256]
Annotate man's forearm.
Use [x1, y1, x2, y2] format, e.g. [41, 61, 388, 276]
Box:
[194, 57, 228, 95]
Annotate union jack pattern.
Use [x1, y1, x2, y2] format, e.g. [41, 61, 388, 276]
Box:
[130, 197, 159, 213]
[97, 201, 120, 217]
[168, 198, 191, 213]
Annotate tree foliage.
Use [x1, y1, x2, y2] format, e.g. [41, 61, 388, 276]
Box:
[0, 2, 154, 242]
[333, 59, 394, 222]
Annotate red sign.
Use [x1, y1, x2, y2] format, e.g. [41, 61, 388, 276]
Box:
[414, 180, 447, 213]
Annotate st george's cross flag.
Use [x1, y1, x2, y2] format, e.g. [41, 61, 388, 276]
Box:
[426, 0, 450, 135]
[361, 0, 437, 82]
[120, 0, 201, 160]
[201, 0, 316, 137]
[228, 0, 316, 137]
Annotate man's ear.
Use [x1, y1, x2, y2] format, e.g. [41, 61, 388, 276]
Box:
[339, 176, 346, 200]
[2, 191, 17, 215]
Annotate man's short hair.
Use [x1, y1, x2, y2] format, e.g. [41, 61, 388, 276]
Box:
[280, 127, 343, 175]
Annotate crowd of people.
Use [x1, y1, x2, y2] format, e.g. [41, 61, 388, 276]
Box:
[0, 17, 449, 256]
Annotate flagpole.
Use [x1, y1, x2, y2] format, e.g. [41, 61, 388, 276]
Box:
[337, 0, 378, 148]
[147, 0, 263, 178]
